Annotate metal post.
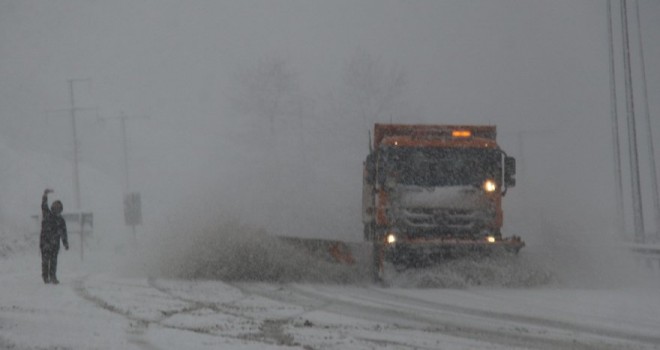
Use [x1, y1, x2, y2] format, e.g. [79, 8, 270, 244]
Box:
[79, 218, 84, 261]
[68, 79, 81, 210]
[634, 0, 660, 241]
[119, 115, 137, 243]
[621, 0, 645, 243]
[120, 114, 130, 192]
[65, 78, 96, 210]
[607, 0, 625, 237]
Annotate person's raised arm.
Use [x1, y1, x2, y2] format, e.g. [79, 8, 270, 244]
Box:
[42, 189, 53, 213]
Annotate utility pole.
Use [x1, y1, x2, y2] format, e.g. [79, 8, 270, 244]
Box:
[47, 79, 97, 208]
[607, 0, 625, 238]
[69, 79, 80, 209]
[65, 78, 98, 210]
[634, 0, 660, 242]
[620, 0, 645, 243]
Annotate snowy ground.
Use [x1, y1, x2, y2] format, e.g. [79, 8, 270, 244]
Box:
[1, 238, 659, 350]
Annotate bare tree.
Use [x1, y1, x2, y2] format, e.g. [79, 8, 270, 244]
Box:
[227, 57, 317, 235]
[230, 57, 304, 134]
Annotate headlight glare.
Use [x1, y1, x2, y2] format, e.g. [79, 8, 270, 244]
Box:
[483, 179, 497, 192]
[386, 233, 397, 244]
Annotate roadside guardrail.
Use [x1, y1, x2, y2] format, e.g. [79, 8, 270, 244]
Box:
[626, 243, 660, 270]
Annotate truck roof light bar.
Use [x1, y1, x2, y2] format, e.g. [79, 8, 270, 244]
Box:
[452, 130, 472, 138]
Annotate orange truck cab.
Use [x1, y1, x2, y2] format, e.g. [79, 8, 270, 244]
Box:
[362, 124, 523, 271]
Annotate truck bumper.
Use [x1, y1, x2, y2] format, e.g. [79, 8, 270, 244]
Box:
[383, 236, 525, 267]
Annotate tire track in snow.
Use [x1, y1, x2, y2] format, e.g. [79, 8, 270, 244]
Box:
[364, 287, 660, 348]
[146, 277, 250, 319]
[235, 282, 498, 350]
[76, 275, 268, 347]
[75, 276, 272, 348]
[150, 279, 431, 349]
[242, 283, 654, 350]
[73, 276, 162, 350]
[147, 278, 302, 347]
[232, 282, 445, 350]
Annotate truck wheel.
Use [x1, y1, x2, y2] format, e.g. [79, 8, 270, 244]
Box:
[372, 242, 385, 283]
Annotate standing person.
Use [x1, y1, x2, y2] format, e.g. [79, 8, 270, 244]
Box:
[40, 189, 68, 284]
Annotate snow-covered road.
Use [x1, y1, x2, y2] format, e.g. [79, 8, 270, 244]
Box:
[1, 251, 659, 350]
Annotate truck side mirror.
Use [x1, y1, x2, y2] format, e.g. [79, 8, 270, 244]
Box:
[504, 156, 516, 188]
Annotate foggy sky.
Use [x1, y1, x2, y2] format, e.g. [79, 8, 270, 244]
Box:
[1, 0, 659, 242]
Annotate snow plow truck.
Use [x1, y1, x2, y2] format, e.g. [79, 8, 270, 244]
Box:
[362, 124, 523, 279]
[281, 123, 523, 281]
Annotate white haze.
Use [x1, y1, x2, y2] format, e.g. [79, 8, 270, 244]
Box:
[1, 0, 659, 289]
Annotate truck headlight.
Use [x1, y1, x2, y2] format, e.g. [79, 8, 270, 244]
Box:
[483, 179, 497, 192]
[386, 233, 397, 244]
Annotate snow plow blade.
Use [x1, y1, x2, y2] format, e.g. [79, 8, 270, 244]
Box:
[275, 235, 524, 281]
[277, 236, 360, 265]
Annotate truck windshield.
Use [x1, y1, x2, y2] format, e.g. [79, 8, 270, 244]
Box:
[380, 147, 502, 187]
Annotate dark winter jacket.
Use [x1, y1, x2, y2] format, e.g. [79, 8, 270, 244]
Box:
[40, 194, 68, 250]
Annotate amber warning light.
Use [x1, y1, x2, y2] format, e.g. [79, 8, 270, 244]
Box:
[452, 130, 472, 138]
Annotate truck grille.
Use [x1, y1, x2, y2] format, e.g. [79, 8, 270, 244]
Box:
[402, 207, 483, 232]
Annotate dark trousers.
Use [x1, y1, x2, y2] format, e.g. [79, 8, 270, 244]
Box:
[41, 246, 60, 282]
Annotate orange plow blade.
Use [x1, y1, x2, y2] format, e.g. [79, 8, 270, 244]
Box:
[277, 236, 359, 265]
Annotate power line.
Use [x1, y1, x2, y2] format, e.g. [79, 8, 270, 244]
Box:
[607, 0, 625, 238]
